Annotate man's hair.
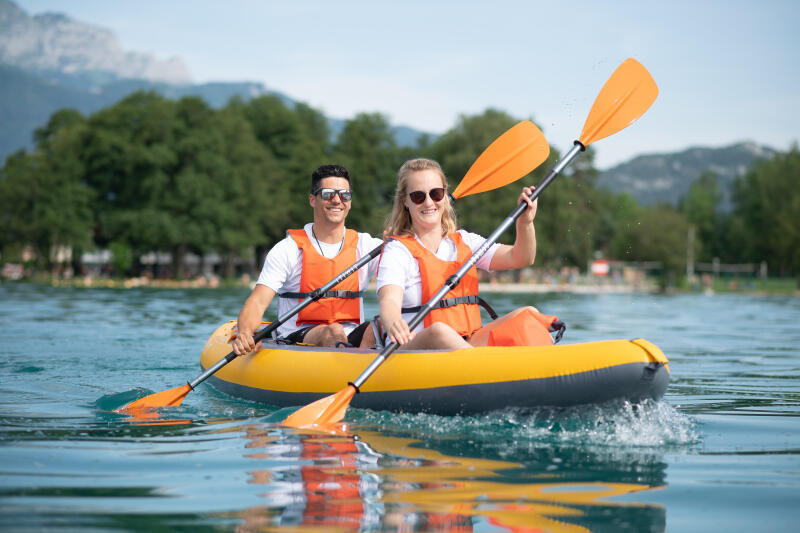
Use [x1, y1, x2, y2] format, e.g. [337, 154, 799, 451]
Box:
[311, 164, 350, 192]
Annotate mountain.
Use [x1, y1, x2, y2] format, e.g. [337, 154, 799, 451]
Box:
[0, 62, 283, 157]
[0, 0, 190, 83]
[597, 142, 778, 210]
[0, 0, 430, 161]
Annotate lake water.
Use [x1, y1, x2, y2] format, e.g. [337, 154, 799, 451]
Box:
[1, 282, 798, 532]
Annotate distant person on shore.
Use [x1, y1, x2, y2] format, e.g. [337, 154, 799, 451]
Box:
[376, 158, 553, 350]
[232, 164, 383, 354]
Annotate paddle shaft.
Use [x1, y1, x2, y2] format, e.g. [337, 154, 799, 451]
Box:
[351, 142, 584, 391]
[189, 243, 383, 389]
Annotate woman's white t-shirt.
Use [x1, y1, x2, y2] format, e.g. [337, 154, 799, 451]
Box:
[256, 223, 383, 338]
[375, 230, 500, 333]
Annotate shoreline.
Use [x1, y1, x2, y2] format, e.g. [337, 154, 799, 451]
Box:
[478, 282, 656, 294]
[6, 277, 797, 296]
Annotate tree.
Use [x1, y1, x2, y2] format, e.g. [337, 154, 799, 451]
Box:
[0, 150, 92, 272]
[215, 106, 285, 276]
[82, 91, 179, 269]
[679, 171, 723, 262]
[729, 146, 800, 276]
[616, 204, 691, 288]
[333, 112, 404, 236]
[531, 145, 603, 269]
[233, 97, 333, 234]
[0, 108, 93, 273]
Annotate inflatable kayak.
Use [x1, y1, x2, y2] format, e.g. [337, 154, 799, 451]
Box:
[200, 321, 670, 414]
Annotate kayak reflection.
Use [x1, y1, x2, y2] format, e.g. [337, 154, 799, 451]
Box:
[232, 426, 666, 532]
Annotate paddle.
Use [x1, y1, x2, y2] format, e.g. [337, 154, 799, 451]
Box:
[117, 119, 550, 413]
[284, 57, 658, 429]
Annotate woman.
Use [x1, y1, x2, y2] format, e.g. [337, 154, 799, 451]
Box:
[376, 158, 539, 350]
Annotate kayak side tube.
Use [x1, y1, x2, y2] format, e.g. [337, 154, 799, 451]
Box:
[200, 321, 670, 414]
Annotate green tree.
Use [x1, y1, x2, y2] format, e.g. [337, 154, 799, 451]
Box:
[233, 97, 332, 233]
[616, 204, 691, 289]
[607, 191, 642, 259]
[241, 95, 303, 163]
[215, 106, 285, 276]
[279, 103, 332, 232]
[333, 112, 404, 235]
[532, 145, 603, 269]
[82, 91, 179, 269]
[679, 171, 723, 262]
[729, 146, 800, 276]
[0, 109, 92, 273]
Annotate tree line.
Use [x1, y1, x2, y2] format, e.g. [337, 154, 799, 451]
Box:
[1, 91, 798, 280]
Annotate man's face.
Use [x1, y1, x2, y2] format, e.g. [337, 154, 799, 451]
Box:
[310, 176, 351, 226]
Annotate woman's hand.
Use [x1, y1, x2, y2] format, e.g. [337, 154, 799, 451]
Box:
[518, 186, 538, 224]
[386, 318, 415, 346]
[378, 284, 415, 345]
[490, 185, 538, 270]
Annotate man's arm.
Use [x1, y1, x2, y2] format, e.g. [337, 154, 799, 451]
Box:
[231, 284, 276, 355]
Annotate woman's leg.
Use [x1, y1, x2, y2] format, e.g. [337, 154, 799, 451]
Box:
[399, 321, 471, 351]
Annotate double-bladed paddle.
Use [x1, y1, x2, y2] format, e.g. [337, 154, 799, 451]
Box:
[117, 120, 550, 413]
[283, 57, 658, 429]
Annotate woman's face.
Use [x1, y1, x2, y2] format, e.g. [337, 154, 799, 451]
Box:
[403, 169, 446, 233]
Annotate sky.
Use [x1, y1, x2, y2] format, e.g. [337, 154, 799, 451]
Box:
[16, 0, 800, 169]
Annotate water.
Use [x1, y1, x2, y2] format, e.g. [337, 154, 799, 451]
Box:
[1, 283, 798, 531]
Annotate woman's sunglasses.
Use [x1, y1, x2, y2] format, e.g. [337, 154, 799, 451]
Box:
[312, 188, 352, 201]
[408, 187, 446, 205]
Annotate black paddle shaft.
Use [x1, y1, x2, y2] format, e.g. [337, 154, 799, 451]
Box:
[351, 141, 585, 390]
[189, 242, 384, 389]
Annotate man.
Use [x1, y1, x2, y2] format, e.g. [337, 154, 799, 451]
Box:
[232, 165, 383, 355]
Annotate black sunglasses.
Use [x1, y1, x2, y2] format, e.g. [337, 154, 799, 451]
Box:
[408, 187, 446, 205]
[312, 188, 352, 201]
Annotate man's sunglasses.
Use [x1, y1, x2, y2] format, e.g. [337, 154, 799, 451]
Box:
[312, 188, 352, 201]
[408, 187, 446, 205]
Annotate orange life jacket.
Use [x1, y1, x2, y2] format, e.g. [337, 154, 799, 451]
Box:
[279, 228, 362, 325]
[390, 232, 482, 337]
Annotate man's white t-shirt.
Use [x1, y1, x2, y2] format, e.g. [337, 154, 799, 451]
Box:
[375, 230, 500, 333]
[256, 223, 383, 338]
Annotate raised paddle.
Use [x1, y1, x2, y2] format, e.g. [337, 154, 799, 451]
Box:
[284, 57, 658, 429]
[117, 119, 550, 413]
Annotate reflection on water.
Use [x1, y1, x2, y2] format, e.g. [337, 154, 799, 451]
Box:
[228, 419, 668, 532]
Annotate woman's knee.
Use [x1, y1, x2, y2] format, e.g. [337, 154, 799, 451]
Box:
[503, 306, 538, 320]
[427, 321, 461, 341]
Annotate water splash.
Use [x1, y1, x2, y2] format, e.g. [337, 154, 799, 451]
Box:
[351, 399, 697, 453]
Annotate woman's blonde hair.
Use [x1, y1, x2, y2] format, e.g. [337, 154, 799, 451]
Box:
[384, 158, 458, 237]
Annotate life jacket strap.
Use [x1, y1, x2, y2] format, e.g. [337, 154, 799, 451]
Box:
[278, 289, 365, 299]
[402, 295, 498, 320]
[550, 319, 566, 344]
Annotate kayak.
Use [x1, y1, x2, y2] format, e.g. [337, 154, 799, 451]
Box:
[200, 321, 670, 414]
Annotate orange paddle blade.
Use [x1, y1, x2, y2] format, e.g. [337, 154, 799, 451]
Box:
[578, 58, 658, 147]
[283, 385, 357, 429]
[452, 120, 550, 199]
[116, 384, 192, 412]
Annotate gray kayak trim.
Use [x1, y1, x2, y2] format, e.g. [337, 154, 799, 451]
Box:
[206, 361, 669, 415]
